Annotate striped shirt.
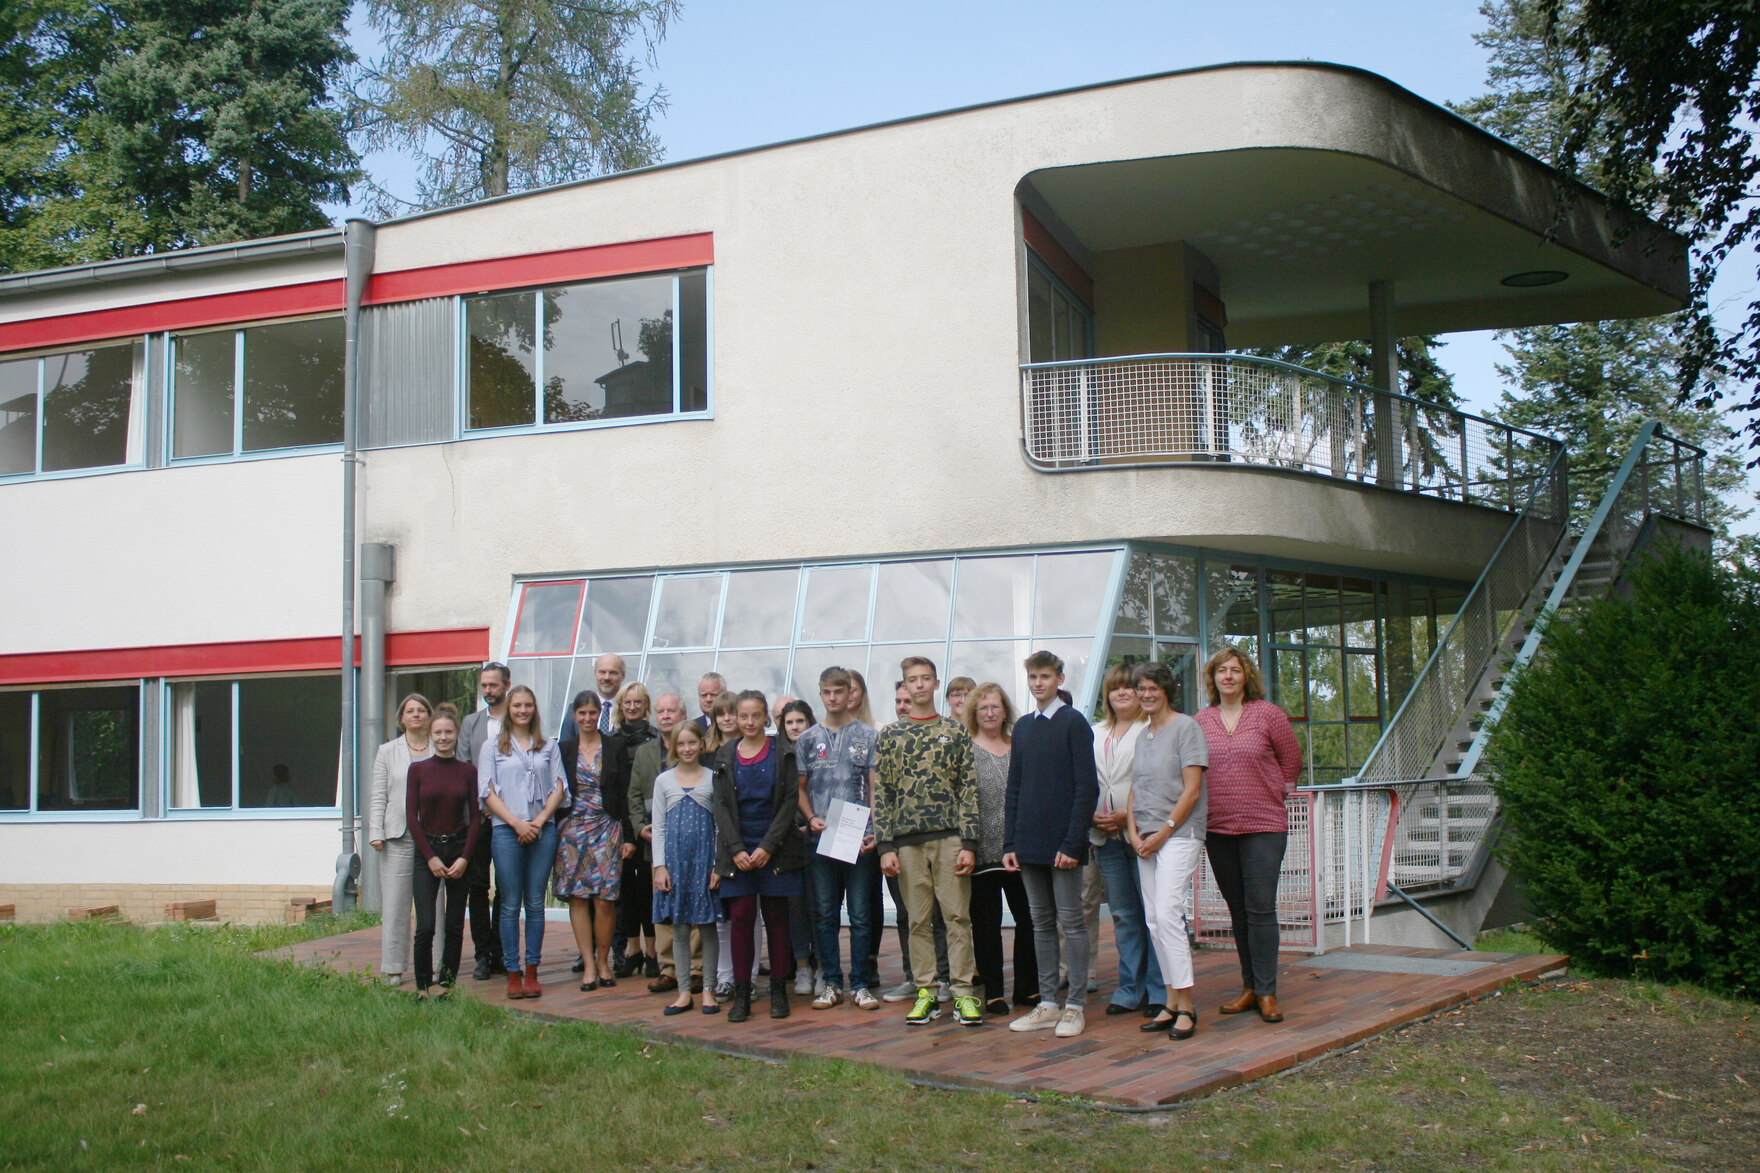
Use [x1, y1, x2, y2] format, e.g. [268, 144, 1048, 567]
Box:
[1194, 700, 1303, 835]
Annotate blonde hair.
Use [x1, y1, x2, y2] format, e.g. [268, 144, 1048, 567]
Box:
[496, 684, 548, 755]
[612, 681, 651, 730]
[961, 681, 1016, 743]
[703, 691, 740, 754]
[668, 719, 706, 766]
[1099, 663, 1142, 727]
[845, 668, 875, 727]
[1203, 646, 1266, 706]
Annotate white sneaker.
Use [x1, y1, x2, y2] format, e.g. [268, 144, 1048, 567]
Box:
[1054, 1006, 1086, 1038]
[814, 973, 828, 996]
[1009, 1002, 1062, 1032]
[812, 984, 843, 1010]
[794, 968, 816, 996]
[936, 981, 952, 1003]
[881, 979, 917, 1002]
[851, 987, 881, 1011]
[382, 972, 404, 988]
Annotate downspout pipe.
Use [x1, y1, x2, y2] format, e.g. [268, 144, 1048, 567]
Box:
[333, 218, 376, 914]
[357, 543, 396, 911]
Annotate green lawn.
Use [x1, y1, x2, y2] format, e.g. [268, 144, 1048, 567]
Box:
[1, 919, 1752, 1172]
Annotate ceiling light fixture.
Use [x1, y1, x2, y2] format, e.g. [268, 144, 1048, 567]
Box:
[1501, 270, 1569, 287]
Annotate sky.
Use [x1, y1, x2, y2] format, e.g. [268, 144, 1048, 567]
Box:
[346, 0, 1757, 516]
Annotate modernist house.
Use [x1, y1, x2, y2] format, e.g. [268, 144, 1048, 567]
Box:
[0, 63, 1696, 941]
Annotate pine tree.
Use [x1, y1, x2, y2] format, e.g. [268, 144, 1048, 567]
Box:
[352, 0, 679, 212]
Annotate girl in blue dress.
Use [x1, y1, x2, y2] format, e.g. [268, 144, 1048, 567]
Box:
[651, 720, 722, 1016]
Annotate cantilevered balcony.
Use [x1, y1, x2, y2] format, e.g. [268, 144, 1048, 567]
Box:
[1020, 353, 1564, 517]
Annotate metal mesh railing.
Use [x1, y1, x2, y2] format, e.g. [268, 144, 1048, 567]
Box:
[1021, 354, 1564, 513]
[1385, 777, 1495, 892]
[1193, 792, 1321, 952]
[1351, 445, 1569, 788]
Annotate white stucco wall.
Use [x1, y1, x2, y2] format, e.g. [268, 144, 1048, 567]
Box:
[0, 818, 336, 886]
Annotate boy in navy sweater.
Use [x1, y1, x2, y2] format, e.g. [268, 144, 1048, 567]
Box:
[1003, 650, 1100, 1039]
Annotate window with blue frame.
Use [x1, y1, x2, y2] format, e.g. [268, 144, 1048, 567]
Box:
[0, 685, 141, 813]
[0, 341, 147, 477]
[465, 268, 709, 432]
[171, 316, 345, 459]
[166, 674, 340, 810]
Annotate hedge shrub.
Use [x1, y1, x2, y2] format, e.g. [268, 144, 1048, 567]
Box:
[1487, 545, 1760, 996]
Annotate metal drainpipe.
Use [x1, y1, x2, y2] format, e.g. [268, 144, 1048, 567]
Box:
[357, 542, 396, 911]
[333, 218, 376, 914]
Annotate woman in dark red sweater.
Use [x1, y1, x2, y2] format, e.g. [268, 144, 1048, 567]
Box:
[1195, 648, 1302, 1024]
[405, 705, 483, 999]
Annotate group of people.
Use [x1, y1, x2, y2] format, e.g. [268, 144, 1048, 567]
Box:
[366, 642, 1302, 1040]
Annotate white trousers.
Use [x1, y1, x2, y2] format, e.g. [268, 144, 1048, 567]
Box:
[1136, 836, 1205, 992]
[379, 837, 444, 976]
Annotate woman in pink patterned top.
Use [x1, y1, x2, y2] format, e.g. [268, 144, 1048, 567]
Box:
[1195, 647, 1302, 1024]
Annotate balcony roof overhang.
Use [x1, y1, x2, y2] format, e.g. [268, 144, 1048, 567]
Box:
[1022, 144, 1690, 347]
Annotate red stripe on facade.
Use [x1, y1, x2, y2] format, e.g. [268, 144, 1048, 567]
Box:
[363, 233, 714, 304]
[0, 281, 347, 355]
[0, 628, 490, 685]
[0, 232, 714, 355]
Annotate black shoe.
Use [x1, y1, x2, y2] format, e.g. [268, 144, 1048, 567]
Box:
[1013, 992, 1039, 1007]
[728, 980, 753, 1023]
[1169, 1009, 1198, 1040]
[1142, 1002, 1166, 1019]
[488, 960, 509, 977]
[571, 956, 586, 973]
[613, 954, 639, 979]
[769, 979, 791, 1019]
[1141, 1012, 1175, 1033]
[985, 997, 1010, 1016]
[472, 958, 492, 981]
[1105, 1002, 1141, 1016]
[643, 956, 661, 980]
[663, 1003, 692, 1016]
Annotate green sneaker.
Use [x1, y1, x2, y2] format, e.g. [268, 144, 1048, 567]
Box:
[905, 986, 941, 1025]
[953, 995, 984, 1027]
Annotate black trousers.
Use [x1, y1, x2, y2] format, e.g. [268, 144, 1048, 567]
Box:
[465, 830, 501, 966]
[411, 835, 470, 989]
[969, 867, 1038, 1002]
[613, 853, 654, 954]
[1206, 831, 1288, 996]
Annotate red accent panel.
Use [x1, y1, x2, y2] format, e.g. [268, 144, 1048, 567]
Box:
[0, 628, 490, 685]
[1021, 211, 1094, 307]
[0, 281, 347, 355]
[365, 233, 714, 304]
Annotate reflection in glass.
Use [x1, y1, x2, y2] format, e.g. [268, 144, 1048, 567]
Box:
[1302, 573, 1343, 648]
[511, 581, 584, 655]
[511, 657, 578, 734]
[36, 686, 139, 811]
[467, 290, 536, 429]
[578, 576, 653, 655]
[1346, 652, 1380, 720]
[545, 274, 675, 422]
[1271, 647, 1306, 721]
[1151, 554, 1199, 637]
[0, 358, 36, 476]
[170, 681, 233, 808]
[713, 649, 791, 702]
[1342, 577, 1377, 648]
[1205, 563, 1260, 660]
[639, 652, 717, 712]
[721, 568, 799, 647]
[1308, 647, 1342, 721]
[1114, 552, 1152, 635]
[42, 345, 135, 471]
[173, 330, 236, 458]
[679, 269, 709, 412]
[1267, 570, 1306, 645]
[947, 640, 1030, 716]
[239, 676, 340, 807]
[1034, 551, 1113, 636]
[800, 566, 871, 643]
[0, 691, 29, 809]
[242, 317, 344, 451]
[788, 645, 866, 701]
[951, 556, 1033, 640]
[1308, 723, 1347, 782]
[869, 643, 951, 706]
[652, 575, 722, 649]
[873, 560, 953, 641]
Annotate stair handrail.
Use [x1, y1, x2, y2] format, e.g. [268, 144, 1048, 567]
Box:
[1345, 441, 1570, 786]
[1457, 421, 1706, 778]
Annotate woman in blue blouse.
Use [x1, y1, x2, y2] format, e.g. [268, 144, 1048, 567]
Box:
[477, 684, 568, 1001]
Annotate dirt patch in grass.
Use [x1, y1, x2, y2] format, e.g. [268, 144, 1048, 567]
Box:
[1304, 975, 1760, 1171]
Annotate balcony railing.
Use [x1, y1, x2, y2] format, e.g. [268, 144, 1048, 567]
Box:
[1020, 353, 1565, 517]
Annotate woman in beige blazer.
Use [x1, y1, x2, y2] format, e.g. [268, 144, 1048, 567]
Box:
[370, 692, 434, 985]
[1089, 664, 1165, 1016]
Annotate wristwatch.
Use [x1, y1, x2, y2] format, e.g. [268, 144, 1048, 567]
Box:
[1164, 817, 1179, 831]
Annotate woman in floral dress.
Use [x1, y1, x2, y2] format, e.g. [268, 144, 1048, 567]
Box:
[555, 691, 626, 990]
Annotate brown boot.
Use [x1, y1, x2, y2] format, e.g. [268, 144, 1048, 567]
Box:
[1219, 987, 1258, 1014]
[506, 971, 527, 1000]
[523, 963, 542, 999]
[1257, 994, 1283, 1023]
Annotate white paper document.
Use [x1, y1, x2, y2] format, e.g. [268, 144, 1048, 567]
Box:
[817, 797, 871, 864]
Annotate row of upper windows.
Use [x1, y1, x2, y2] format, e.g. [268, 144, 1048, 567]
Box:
[0, 266, 712, 480]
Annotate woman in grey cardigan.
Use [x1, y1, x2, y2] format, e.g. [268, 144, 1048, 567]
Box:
[369, 692, 434, 986]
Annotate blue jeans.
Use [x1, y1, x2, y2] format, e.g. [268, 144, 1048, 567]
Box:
[1094, 837, 1165, 1007]
[491, 821, 558, 968]
[809, 850, 877, 990]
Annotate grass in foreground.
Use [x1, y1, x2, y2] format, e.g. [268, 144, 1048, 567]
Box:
[1, 920, 1754, 1172]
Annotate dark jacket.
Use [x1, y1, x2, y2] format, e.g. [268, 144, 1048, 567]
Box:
[1004, 703, 1101, 865]
[709, 737, 806, 877]
[561, 726, 647, 842]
